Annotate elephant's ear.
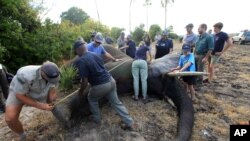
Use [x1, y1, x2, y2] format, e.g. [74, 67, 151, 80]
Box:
[103, 44, 131, 60]
[149, 54, 180, 77]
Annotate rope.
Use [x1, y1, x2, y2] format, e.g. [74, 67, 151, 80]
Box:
[53, 59, 132, 106]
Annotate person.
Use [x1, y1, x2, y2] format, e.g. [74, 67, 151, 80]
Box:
[194, 24, 214, 84]
[104, 33, 114, 45]
[73, 40, 136, 130]
[119, 35, 136, 58]
[206, 22, 233, 83]
[87, 33, 122, 62]
[117, 32, 126, 53]
[208, 29, 212, 34]
[155, 30, 173, 59]
[183, 23, 197, 52]
[171, 44, 196, 101]
[154, 32, 161, 42]
[132, 41, 151, 102]
[143, 33, 151, 47]
[5, 61, 60, 141]
[89, 31, 97, 43]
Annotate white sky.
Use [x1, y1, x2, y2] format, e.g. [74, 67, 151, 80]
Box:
[41, 0, 250, 35]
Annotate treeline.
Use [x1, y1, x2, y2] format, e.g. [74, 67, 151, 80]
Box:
[0, 0, 178, 72]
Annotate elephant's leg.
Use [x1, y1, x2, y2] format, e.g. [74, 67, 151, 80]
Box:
[0, 69, 9, 100]
[163, 76, 194, 141]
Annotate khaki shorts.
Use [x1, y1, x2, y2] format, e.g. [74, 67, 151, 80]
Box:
[209, 55, 221, 64]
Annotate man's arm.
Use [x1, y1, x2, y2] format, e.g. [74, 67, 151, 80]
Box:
[104, 52, 122, 62]
[202, 35, 214, 63]
[221, 38, 233, 54]
[79, 77, 88, 96]
[169, 40, 173, 52]
[16, 94, 53, 111]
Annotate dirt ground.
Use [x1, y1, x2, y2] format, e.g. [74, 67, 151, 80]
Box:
[0, 43, 249, 141]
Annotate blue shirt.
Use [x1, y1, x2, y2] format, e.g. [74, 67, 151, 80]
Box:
[212, 32, 229, 55]
[183, 33, 197, 45]
[195, 33, 214, 55]
[155, 38, 173, 59]
[126, 40, 136, 58]
[179, 53, 196, 72]
[87, 42, 106, 56]
[75, 52, 111, 86]
[134, 45, 150, 60]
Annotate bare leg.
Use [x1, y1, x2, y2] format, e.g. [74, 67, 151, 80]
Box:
[5, 104, 24, 135]
[189, 85, 196, 101]
[209, 64, 215, 82]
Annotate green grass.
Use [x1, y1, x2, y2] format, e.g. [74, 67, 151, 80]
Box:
[59, 65, 77, 91]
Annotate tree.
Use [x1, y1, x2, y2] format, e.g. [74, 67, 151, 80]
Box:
[143, 0, 152, 31]
[110, 27, 124, 42]
[161, 0, 174, 29]
[149, 24, 162, 41]
[131, 24, 146, 45]
[60, 7, 89, 25]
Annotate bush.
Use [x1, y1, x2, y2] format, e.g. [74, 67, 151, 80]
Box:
[168, 32, 179, 39]
[59, 66, 77, 91]
[110, 27, 124, 43]
[149, 24, 162, 41]
[131, 24, 146, 46]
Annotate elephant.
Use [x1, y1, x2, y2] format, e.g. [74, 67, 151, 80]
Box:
[52, 45, 194, 141]
[0, 64, 13, 112]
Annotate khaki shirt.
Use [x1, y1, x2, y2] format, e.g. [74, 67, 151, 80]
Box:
[8, 65, 58, 104]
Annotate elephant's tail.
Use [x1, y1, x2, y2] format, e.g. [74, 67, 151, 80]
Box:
[163, 76, 194, 141]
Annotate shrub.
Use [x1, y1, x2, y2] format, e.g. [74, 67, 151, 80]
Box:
[59, 66, 77, 91]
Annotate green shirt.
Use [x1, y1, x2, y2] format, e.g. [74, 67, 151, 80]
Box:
[195, 33, 214, 55]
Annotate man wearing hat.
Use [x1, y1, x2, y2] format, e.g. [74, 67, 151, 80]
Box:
[171, 44, 196, 102]
[5, 61, 60, 141]
[73, 40, 136, 130]
[87, 32, 122, 62]
[155, 30, 173, 59]
[183, 23, 197, 52]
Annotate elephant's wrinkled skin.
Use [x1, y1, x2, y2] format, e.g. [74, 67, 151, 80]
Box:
[52, 45, 194, 141]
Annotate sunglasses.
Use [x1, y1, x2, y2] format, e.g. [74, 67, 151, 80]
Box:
[95, 41, 101, 44]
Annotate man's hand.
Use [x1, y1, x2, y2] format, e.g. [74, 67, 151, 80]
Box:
[114, 59, 122, 62]
[215, 52, 222, 56]
[37, 103, 54, 111]
[202, 57, 208, 63]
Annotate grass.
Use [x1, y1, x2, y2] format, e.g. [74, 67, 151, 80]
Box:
[59, 65, 77, 91]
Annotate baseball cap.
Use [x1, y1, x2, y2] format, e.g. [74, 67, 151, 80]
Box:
[41, 61, 60, 84]
[186, 23, 194, 28]
[73, 40, 86, 49]
[162, 30, 168, 36]
[95, 33, 104, 43]
[182, 44, 191, 51]
[127, 34, 132, 39]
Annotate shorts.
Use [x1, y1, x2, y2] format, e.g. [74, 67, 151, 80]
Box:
[182, 76, 196, 85]
[209, 55, 221, 64]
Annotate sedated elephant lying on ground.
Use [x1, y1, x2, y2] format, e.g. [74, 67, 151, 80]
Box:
[52, 45, 194, 141]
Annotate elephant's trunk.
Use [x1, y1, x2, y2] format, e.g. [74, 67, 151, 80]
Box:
[163, 76, 194, 141]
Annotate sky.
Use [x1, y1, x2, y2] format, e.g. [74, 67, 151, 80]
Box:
[40, 0, 250, 35]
